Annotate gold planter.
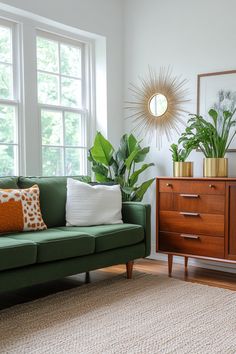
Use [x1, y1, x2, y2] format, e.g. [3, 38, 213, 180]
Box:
[173, 162, 193, 177]
[203, 158, 228, 177]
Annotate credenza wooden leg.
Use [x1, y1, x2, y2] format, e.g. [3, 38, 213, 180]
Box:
[168, 254, 173, 277]
[126, 261, 134, 279]
[185, 256, 188, 274]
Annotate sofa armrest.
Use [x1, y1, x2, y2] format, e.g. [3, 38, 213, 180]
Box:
[122, 202, 151, 257]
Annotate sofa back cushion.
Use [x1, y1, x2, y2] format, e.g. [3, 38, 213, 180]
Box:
[18, 176, 89, 228]
[0, 177, 18, 189]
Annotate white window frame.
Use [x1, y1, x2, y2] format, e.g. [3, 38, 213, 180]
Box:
[0, 17, 22, 175]
[36, 30, 89, 176]
[0, 6, 98, 177]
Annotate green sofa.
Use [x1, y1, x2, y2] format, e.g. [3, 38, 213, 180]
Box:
[0, 176, 151, 294]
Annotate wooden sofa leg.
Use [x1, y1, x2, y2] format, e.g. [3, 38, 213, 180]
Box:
[126, 261, 134, 279]
[85, 271, 91, 283]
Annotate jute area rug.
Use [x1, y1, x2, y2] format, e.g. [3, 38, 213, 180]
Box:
[0, 273, 236, 354]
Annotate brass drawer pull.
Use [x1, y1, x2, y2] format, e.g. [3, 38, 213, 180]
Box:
[209, 184, 215, 188]
[180, 234, 199, 240]
[166, 183, 172, 187]
[180, 212, 200, 216]
[180, 194, 199, 198]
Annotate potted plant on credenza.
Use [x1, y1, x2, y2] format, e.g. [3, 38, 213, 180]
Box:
[169, 143, 194, 177]
[180, 108, 236, 177]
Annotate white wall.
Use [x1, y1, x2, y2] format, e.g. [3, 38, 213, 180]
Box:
[0, 0, 124, 147]
[124, 0, 236, 270]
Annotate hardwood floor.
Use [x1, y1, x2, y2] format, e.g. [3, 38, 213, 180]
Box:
[1, 258, 236, 310]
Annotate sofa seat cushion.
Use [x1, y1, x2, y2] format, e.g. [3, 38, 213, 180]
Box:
[9, 229, 95, 263]
[0, 237, 37, 271]
[57, 224, 144, 253]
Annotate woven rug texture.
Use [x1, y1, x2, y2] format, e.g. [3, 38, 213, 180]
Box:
[0, 273, 236, 354]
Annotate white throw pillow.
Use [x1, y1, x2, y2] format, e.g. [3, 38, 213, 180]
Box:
[66, 178, 123, 226]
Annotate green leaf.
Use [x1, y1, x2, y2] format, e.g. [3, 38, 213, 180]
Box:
[118, 134, 129, 160]
[94, 173, 112, 183]
[92, 164, 109, 177]
[90, 132, 114, 166]
[125, 148, 139, 170]
[114, 176, 125, 186]
[115, 150, 126, 176]
[170, 143, 179, 162]
[122, 186, 133, 195]
[134, 147, 150, 163]
[131, 178, 155, 202]
[111, 157, 119, 176]
[208, 109, 218, 126]
[127, 134, 138, 154]
[129, 163, 154, 186]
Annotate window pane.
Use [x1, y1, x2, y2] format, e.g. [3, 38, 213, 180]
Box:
[65, 112, 83, 146]
[37, 37, 59, 73]
[0, 105, 16, 143]
[41, 110, 63, 145]
[65, 148, 84, 175]
[61, 77, 81, 108]
[0, 26, 12, 63]
[0, 145, 16, 176]
[60, 44, 81, 78]
[42, 147, 63, 176]
[38, 72, 59, 105]
[0, 63, 13, 99]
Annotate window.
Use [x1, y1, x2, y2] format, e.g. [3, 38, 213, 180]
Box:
[0, 10, 95, 177]
[0, 19, 19, 176]
[36, 32, 87, 176]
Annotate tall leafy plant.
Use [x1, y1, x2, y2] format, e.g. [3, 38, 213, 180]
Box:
[88, 132, 154, 201]
[179, 108, 236, 158]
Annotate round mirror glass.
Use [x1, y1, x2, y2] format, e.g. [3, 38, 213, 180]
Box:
[149, 93, 168, 117]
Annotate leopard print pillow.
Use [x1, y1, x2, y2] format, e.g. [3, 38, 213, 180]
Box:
[0, 184, 47, 233]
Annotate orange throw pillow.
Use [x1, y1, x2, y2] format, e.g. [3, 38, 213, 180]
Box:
[0, 185, 47, 233]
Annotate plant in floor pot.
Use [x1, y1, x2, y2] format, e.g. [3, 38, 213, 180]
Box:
[88, 132, 155, 201]
[170, 143, 194, 177]
[179, 108, 236, 177]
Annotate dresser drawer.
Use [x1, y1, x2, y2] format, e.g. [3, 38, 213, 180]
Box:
[159, 180, 225, 195]
[159, 231, 224, 258]
[159, 193, 225, 214]
[159, 210, 224, 237]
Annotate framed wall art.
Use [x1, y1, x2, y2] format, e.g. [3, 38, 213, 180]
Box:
[197, 70, 236, 152]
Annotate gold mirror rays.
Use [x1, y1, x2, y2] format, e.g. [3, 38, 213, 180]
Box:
[126, 67, 189, 148]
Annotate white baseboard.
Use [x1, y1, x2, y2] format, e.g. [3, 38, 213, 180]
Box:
[148, 253, 236, 274]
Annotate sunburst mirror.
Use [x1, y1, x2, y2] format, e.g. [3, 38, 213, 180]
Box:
[126, 67, 189, 148]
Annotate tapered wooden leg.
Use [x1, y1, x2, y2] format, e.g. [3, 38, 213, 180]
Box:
[184, 256, 188, 274]
[85, 271, 90, 283]
[168, 254, 173, 277]
[126, 261, 134, 279]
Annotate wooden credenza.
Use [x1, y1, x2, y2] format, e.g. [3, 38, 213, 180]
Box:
[156, 177, 236, 275]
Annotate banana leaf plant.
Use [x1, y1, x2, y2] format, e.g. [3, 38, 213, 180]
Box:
[179, 108, 236, 158]
[88, 132, 155, 201]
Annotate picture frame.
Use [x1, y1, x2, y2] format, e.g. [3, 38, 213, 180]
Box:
[197, 70, 236, 152]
